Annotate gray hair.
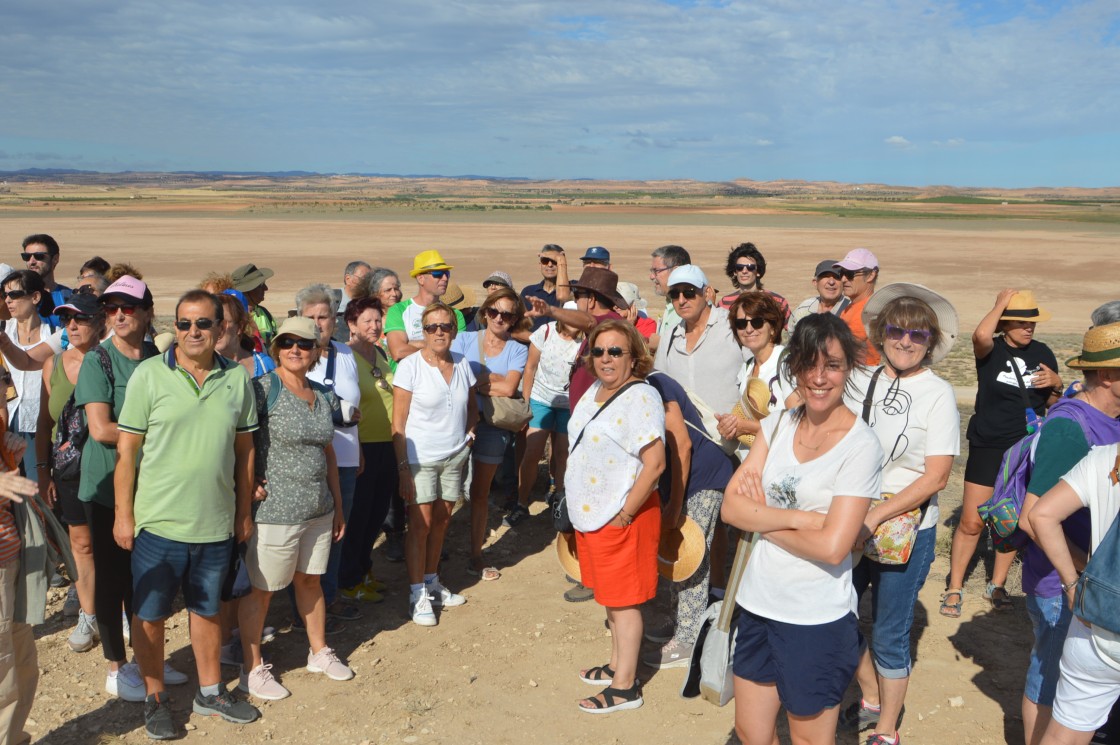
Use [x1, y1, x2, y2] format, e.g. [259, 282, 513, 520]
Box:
[344, 260, 372, 279]
[295, 282, 339, 315]
[79, 272, 110, 294]
[1091, 301, 1120, 328]
[651, 244, 691, 269]
[368, 267, 399, 294]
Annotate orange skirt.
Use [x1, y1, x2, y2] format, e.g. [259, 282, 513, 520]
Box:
[575, 494, 660, 607]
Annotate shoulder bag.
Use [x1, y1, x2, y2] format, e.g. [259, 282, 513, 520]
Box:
[476, 333, 532, 432]
[1072, 445, 1120, 634]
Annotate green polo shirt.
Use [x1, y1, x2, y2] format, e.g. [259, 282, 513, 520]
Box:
[118, 348, 258, 543]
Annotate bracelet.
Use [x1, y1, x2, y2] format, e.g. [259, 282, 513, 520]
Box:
[618, 509, 634, 526]
[1061, 577, 1080, 592]
[466, 431, 476, 441]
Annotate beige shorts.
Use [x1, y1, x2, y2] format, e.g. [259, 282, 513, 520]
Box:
[410, 445, 471, 505]
[245, 512, 334, 592]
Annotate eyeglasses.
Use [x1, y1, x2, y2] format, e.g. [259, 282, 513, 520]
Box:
[485, 307, 517, 324]
[20, 252, 50, 262]
[884, 324, 932, 345]
[276, 336, 316, 350]
[423, 322, 454, 334]
[590, 346, 628, 358]
[540, 257, 557, 267]
[734, 263, 758, 273]
[59, 313, 95, 325]
[103, 303, 139, 315]
[668, 287, 699, 301]
[73, 284, 98, 295]
[649, 266, 670, 276]
[838, 269, 870, 281]
[426, 270, 450, 280]
[733, 317, 767, 331]
[174, 318, 216, 331]
[1, 289, 29, 300]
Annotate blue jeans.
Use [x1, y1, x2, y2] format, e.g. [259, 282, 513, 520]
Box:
[851, 526, 936, 678]
[131, 530, 233, 620]
[318, 466, 357, 605]
[1025, 592, 1072, 705]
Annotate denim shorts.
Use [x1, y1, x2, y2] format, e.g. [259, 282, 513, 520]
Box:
[528, 400, 571, 434]
[132, 529, 234, 621]
[1025, 592, 1073, 705]
[472, 421, 514, 465]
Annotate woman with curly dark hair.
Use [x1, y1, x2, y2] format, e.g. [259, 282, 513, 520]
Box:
[718, 242, 790, 323]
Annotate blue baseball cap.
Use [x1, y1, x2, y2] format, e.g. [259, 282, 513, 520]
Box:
[580, 246, 611, 263]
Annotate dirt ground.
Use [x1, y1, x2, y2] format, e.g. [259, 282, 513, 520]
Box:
[6, 210, 1118, 744]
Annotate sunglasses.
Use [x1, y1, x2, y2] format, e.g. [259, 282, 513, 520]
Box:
[485, 307, 517, 323]
[73, 284, 98, 295]
[1, 289, 29, 300]
[668, 287, 699, 301]
[590, 346, 628, 359]
[838, 269, 870, 281]
[426, 270, 450, 280]
[20, 252, 51, 262]
[540, 257, 557, 267]
[370, 363, 392, 392]
[59, 313, 95, 325]
[733, 317, 767, 330]
[103, 303, 139, 315]
[174, 318, 216, 331]
[884, 324, 932, 345]
[276, 336, 316, 350]
[734, 263, 758, 273]
[423, 322, 454, 334]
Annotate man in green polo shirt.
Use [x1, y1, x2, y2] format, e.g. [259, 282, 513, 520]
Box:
[113, 289, 259, 739]
[383, 250, 466, 362]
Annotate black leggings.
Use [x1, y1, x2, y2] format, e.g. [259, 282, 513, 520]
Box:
[339, 442, 398, 589]
[83, 500, 132, 663]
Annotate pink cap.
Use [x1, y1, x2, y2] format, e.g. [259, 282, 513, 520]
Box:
[102, 275, 149, 303]
[834, 248, 879, 272]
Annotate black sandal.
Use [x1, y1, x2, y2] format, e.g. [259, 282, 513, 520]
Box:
[579, 664, 615, 685]
[578, 682, 643, 714]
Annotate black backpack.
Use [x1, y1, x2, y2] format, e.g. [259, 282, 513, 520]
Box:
[50, 346, 113, 482]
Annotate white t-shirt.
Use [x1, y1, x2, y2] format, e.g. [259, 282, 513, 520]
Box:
[565, 381, 665, 533]
[845, 366, 961, 531]
[1063, 445, 1120, 671]
[306, 341, 361, 468]
[393, 351, 476, 463]
[527, 322, 582, 409]
[736, 413, 883, 625]
[736, 344, 796, 417]
[4, 319, 64, 433]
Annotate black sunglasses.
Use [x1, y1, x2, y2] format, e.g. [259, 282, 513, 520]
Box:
[668, 287, 699, 301]
[73, 285, 98, 295]
[733, 317, 767, 331]
[276, 337, 317, 350]
[423, 322, 454, 334]
[1, 289, 29, 300]
[20, 252, 51, 262]
[540, 257, 557, 267]
[838, 269, 869, 281]
[734, 263, 758, 273]
[103, 303, 139, 315]
[59, 313, 95, 325]
[590, 346, 628, 359]
[174, 318, 216, 331]
[485, 307, 517, 323]
[370, 363, 392, 391]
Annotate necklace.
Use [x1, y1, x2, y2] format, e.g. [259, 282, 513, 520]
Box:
[796, 424, 841, 451]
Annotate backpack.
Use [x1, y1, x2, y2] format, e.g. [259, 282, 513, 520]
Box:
[978, 398, 1096, 552]
[50, 345, 113, 482]
[259, 371, 340, 424]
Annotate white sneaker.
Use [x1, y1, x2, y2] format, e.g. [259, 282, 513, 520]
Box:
[68, 610, 99, 653]
[427, 583, 466, 608]
[409, 589, 437, 627]
[106, 662, 145, 702]
[239, 663, 291, 700]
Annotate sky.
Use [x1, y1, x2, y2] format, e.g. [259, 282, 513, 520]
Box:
[1, 1, 1118, 187]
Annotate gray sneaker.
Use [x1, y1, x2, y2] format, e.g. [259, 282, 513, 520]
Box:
[642, 638, 693, 669]
[192, 688, 260, 724]
[563, 583, 595, 603]
[63, 585, 80, 618]
[68, 610, 99, 653]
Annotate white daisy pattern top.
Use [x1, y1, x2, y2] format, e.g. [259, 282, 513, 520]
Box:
[564, 380, 666, 533]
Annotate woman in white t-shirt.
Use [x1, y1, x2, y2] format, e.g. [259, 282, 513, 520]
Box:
[392, 303, 477, 627]
[721, 313, 882, 745]
[840, 287, 960, 745]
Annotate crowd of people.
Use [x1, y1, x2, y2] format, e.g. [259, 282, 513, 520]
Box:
[0, 232, 1118, 744]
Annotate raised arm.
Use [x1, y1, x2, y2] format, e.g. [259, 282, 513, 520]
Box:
[973, 289, 1017, 359]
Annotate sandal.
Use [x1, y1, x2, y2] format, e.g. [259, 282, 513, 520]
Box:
[984, 583, 1012, 611]
[467, 558, 501, 582]
[578, 682, 643, 714]
[579, 664, 615, 685]
[939, 590, 963, 619]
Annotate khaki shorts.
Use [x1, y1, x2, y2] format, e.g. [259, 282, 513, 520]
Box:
[410, 445, 470, 505]
[245, 512, 333, 592]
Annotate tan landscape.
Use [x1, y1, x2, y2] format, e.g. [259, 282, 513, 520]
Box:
[2, 175, 1119, 744]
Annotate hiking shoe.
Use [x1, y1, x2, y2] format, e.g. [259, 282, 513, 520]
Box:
[106, 662, 146, 702]
[144, 692, 178, 740]
[239, 663, 290, 701]
[340, 585, 383, 603]
[192, 688, 260, 724]
[326, 600, 362, 620]
[68, 610, 99, 653]
[163, 662, 189, 686]
[50, 571, 68, 588]
[502, 504, 530, 528]
[410, 589, 437, 627]
[564, 583, 595, 603]
[63, 585, 80, 617]
[839, 700, 882, 731]
[307, 646, 354, 681]
[642, 638, 694, 669]
[383, 532, 405, 563]
[428, 583, 466, 608]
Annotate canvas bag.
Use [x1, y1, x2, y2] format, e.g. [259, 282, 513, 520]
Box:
[1072, 445, 1120, 634]
[475, 333, 532, 432]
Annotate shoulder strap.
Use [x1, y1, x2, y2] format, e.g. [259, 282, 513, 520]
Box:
[1110, 443, 1120, 487]
[324, 344, 337, 385]
[265, 371, 282, 413]
[93, 344, 114, 389]
[997, 339, 1033, 407]
[717, 531, 758, 631]
[570, 381, 643, 454]
[861, 366, 886, 424]
[475, 331, 489, 377]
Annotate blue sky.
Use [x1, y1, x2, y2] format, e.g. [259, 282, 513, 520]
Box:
[1, 0, 1117, 187]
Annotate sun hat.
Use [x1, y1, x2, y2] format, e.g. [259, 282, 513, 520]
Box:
[814, 260, 841, 278]
[442, 282, 475, 308]
[555, 532, 581, 583]
[101, 275, 151, 305]
[666, 265, 709, 290]
[1067, 322, 1120, 369]
[409, 250, 454, 278]
[561, 267, 628, 310]
[999, 290, 1052, 323]
[834, 248, 879, 272]
[273, 316, 319, 341]
[862, 283, 959, 365]
[657, 516, 705, 582]
[580, 246, 610, 263]
[0, 264, 14, 284]
[231, 263, 274, 292]
[616, 282, 646, 311]
[729, 378, 773, 447]
[54, 293, 102, 317]
[482, 271, 513, 289]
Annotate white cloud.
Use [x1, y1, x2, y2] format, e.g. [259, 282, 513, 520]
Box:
[885, 136, 913, 149]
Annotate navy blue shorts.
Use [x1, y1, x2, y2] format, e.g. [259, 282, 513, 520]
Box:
[733, 608, 862, 716]
[132, 530, 234, 621]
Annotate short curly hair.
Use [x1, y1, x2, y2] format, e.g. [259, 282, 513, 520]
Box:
[728, 291, 784, 346]
[724, 242, 767, 290]
[583, 320, 654, 380]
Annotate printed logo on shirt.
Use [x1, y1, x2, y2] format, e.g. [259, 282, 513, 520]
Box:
[996, 356, 1040, 388]
[768, 474, 801, 510]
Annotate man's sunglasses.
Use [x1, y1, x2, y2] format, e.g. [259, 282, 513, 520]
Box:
[20, 252, 51, 262]
[668, 287, 699, 301]
[1, 290, 29, 300]
[838, 269, 870, 281]
[540, 257, 557, 267]
[103, 303, 139, 315]
[276, 337, 317, 350]
[734, 263, 758, 273]
[485, 308, 516, 323]
[884, 324, 932, 345]
[423, 322, 454, 334]
[59, 313, 96, 325]
[426, 270, 450, 280]
[174, 318, 216, 331]
[590, 346, 628, 359]
[733, 317, 767, 331]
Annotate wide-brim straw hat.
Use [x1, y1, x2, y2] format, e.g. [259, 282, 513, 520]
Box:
[555, 532, 581, 583]
[1068, 322, 1120, 369]
[442, 282, 475, 309]
[998, 290, 1052, 323]
[730, 377, 772, 446]
[658, 516, 705, 582]
[409, 250, 454, 278]
[863, 283, 959, 365]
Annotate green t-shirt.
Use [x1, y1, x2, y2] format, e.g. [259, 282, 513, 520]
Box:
[252, 305, 278, 347]
[383, 298, 466, 341]
[118, 351, 258, 543]
[75, 340, 159, 507]
[1027, 417, 1090, 496]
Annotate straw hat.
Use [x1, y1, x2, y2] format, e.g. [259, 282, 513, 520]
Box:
[998, 290, 1051, 323]
[409, 250, 454, 278]
[442, 282, 475, 309]
[1067, 322, 1120, 369]
[657, 516, 705, 582]
[555, 532, 581, 583]
[729, 377, 772, 447]
[862, 282, 959, 365]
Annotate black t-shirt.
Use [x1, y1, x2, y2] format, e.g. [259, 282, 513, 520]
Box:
[966, 337, 1057, 448]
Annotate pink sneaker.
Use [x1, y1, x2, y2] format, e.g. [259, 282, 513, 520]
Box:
[238, 663, 290, 701]
[306, 646, 354, 681]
